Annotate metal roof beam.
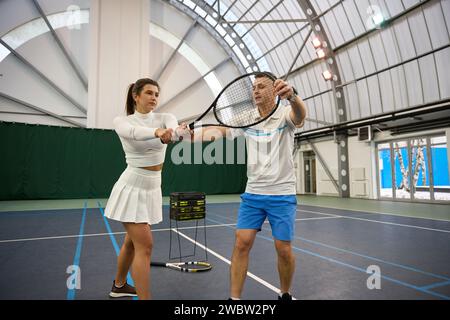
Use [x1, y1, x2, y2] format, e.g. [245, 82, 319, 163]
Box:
[0, 39, 86, 114]
[168, 0, 247, 73]
[31, 0, 88, 91]
[288, 0, 433, 79]
[226, 18, 308, 24]
[155, 20, 198, 81]
[0, 91, 85, 127]
[156, 57, 231, 111]
[230, 0, 260, 28]
[241, 0, 284, 38]
[221, 0, 239, 21]
[281, 27, 312, 80]
[297, 42, 450, 104]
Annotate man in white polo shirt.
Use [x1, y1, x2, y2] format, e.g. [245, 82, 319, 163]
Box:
[193, 72, 306, 300]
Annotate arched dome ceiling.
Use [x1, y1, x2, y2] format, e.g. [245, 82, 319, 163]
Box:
[1, 0, 449, 132]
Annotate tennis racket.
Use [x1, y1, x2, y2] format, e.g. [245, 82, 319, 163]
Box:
[189, 71, 281, 129]
[151, 261, 212, 273]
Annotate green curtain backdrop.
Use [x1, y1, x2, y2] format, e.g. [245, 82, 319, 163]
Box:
[162, 139, 247, 195]
[0, 122, 247, 200]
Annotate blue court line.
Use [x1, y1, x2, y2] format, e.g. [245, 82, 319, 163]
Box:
[205, 214, 450, 300]
[66, 201, 87, 300]
[297, 204, 450, 224]
[295, 236, 450, 281]
[244, 125, 288, 136]
[97, 202, 121, 255]
[97, 201, 136, 299]
[420, 280, 450, 290]
[208, 211, 450, 282]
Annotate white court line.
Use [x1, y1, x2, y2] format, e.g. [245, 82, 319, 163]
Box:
[0, 217, 339, 244]
[297, 203, 450, 222]
[172, 228, 297, 300]
[298, 216, 342, 221]
[0, 224, 228, 243]
[0, 223, 234, 244]
[297, 208, 450, 233]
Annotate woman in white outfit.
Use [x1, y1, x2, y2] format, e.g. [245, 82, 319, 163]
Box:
[104, 78, 187, 300]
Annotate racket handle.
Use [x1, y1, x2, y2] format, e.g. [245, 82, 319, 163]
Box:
[172, 126, 192, 142]
[171, 130, 181, 142]
[150, 261, 166, 267]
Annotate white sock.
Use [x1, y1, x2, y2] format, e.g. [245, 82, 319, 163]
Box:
[230, 297, 240, 300]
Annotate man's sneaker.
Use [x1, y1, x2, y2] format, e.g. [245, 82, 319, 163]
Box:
[109, 281, 137, 298]
[278, 292, 292, 300]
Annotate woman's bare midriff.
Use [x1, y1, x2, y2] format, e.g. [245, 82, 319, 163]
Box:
[140, 164, 163, 171]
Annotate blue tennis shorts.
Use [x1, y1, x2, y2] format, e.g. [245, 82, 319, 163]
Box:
[236, 193, 297, 241]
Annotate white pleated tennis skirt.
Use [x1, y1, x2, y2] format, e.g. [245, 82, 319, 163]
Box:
[104, 166, 162, 225]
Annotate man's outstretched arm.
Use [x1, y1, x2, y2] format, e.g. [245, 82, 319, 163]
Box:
[191, 126, 230, 142]
[274, 79, 307, 127]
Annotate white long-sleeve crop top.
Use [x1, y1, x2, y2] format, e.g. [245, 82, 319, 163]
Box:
[113, 110, 178, 167]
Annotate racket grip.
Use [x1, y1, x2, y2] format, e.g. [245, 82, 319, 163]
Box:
[171, 130, 181, 142]
[150, 261, 166, 267]
[173, 127, 192, 142]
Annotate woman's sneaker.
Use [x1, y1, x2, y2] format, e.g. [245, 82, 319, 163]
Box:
[109, 281, 137, 298]
[278, 292, 292, 300]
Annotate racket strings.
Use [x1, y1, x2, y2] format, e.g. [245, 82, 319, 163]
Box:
[215, 76, 272, 127]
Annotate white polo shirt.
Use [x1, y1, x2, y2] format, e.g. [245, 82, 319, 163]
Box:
[229, 105, 297, 195]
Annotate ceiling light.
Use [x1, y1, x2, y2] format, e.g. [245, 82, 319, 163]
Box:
[316, 48, 326, 59]
[312, 37, 322, 49]
[322, 70, 332, 81]
[372, 14, 385, 26]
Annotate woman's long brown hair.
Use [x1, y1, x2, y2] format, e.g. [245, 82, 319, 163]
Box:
[126, 78, 160, 115]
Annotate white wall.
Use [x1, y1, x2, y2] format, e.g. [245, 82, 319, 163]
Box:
[295, 137, 374, 198]
[294, 147, 303, 194]
[348, 136, 374, 199]
[87, 0, 150, 129]
[307, 140, 339, 196]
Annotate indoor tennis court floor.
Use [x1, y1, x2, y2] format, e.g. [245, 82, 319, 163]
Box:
[0, 195, 449, 300]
